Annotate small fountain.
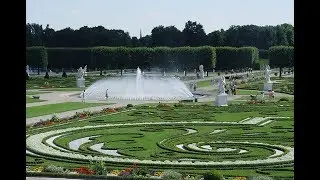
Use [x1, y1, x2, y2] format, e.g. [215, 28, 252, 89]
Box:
[82, 67, 194, 101]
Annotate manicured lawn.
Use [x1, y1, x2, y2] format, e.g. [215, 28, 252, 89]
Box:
[236, 89, 261, 95]
[26, 75, 104, 89]
[26, 102, 112, 118]
[27, 101, 294, 179]
[26, 96, 46, 103]
[237, 77, 294, 95]
[26, 91, 51, 95]
[197, 80, 212, 87]
[39, 88, 83, 91]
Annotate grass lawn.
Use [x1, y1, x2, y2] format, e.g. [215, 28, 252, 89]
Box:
[26, 96, 46, 103]
[236, 89, 261, 95]
[26, 102, 112, 118]
[234, 94, 294, 101]
[27, 101, 294, 179]
[197, 80, 212, 87]
[26, 91, 51, 95]
[39, 88, 83, 91]
[237, 77, 294, 95]
[26, 75, 104, 89]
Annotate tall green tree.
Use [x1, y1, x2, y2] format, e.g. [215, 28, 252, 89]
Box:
[182, 21, 206, 46]
[207, 30, 224, 46]
[269, 46, 294, 77]
[275, 25, 289, 46]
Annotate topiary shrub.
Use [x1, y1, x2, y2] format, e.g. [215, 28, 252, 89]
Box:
[44, 71, 50, 79]
[162, 170, 182, 180]
[203, 170, 224, 180]
[62, 71, 67, 77]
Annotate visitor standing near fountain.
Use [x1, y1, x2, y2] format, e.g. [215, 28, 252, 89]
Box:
[82, 90, 85, 103]
[105, 89, 108, 100]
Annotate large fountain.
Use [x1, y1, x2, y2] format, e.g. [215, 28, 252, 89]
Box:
[82, 67, 194, 101]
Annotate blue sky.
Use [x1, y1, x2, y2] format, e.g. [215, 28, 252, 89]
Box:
[26, 0, 294, 37]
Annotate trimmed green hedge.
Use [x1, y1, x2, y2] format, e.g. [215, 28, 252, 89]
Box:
[47, 48, 92, 69]
[259, 49, 269, 59]
[215, 47, 258, 70]
[26, 172, 160, 179]
[269, 46, 294, 68]
[26, 46, 48, 72]
[27, 46, 262, 71]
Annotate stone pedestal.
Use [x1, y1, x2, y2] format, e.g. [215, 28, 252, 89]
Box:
[263, 82, 273, 91]
[76, 78, 85, 88]
[215, 93, 228, 106]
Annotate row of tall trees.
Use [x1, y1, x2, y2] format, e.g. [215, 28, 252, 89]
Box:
[26, 21, 293, 49]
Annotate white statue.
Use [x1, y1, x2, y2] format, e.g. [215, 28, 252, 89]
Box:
[77, 67, 85, 79]
[83, 65, 87, 76]
[265, 65, 271, 83]
[26, 65, 30, 76]
[218, 76, 226, 94]
[199, 65, 204, 78]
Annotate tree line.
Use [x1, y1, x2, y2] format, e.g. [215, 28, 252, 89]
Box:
[26, 21, 293, 49]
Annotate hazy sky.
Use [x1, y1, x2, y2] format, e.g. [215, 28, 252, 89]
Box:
[26, 0, 294, 37]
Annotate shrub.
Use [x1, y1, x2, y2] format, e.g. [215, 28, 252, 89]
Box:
[278, 97, 289, 102]
[89, 161, 107, 175]
[203, 170, 224, 180]
[83, 110, 92, 116]
[132, 167, 150, 176]
[44, 71, 50, 79]
[174, 103, 185, 107]
[50, 115, 59, 122]
[43, 165, 65, 173]
[127, 104, 134, 108]
[62, 71, 67, 77]
[247, 175, 273, 180]
[162, 170, 182, 180]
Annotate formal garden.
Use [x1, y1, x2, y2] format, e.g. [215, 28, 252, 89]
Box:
[26, 43, 294, 179]
[26, 97, 293, 179]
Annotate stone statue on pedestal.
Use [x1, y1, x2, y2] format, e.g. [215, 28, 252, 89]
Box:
[215, 75, 228, 106]
[199, 65, 204, 79]
[265, 65, 271, 83]
[218, 76, 226, 94]
[77, 67, 85, 79]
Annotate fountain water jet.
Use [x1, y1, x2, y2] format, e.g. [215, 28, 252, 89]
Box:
[82, 67, 194, 101]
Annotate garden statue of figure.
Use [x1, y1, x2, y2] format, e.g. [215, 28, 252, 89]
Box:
[83, 65, 88, 76]
[265, 65, 271, 83]
[77, 67, 85, 79]
[199, 65, 204, 78]
[218, 76, 226, 94]
[26, 65, 30, 76]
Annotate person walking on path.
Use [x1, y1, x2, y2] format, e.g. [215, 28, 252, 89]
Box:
[82, 90, 85, 103]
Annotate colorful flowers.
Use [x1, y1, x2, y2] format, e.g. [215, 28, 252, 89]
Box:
[74, 167, 95, 175]
[233, 177, 247, 180]
[31, 166, 44, 172]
